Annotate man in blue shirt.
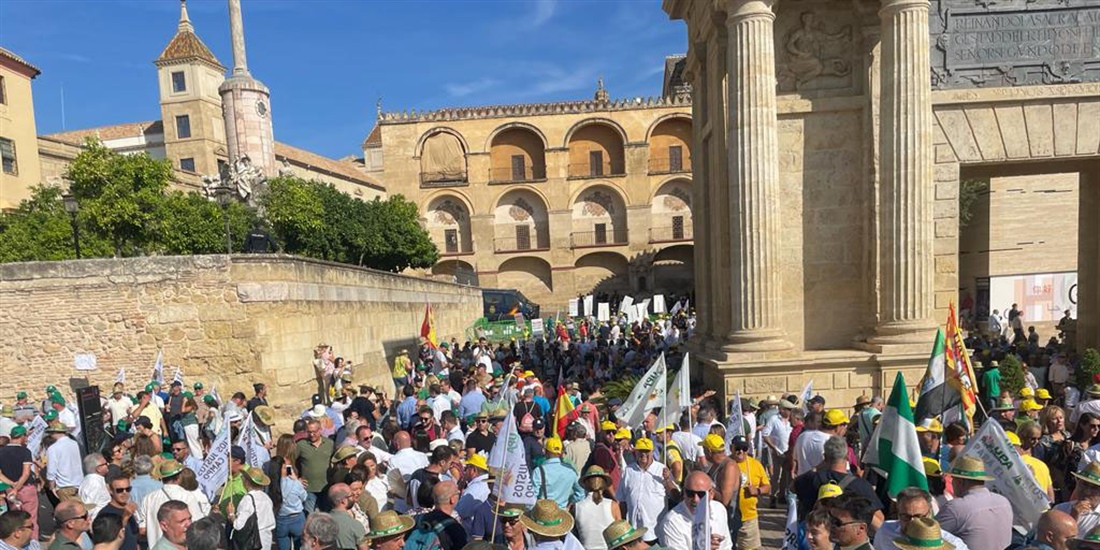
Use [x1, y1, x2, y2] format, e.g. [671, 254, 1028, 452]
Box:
[531, 438, 584, 509]
[396, 384, 418, 431]
[459, 380, 486, 420]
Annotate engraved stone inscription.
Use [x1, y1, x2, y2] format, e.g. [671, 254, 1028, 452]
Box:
[945, 9, 1100, 69]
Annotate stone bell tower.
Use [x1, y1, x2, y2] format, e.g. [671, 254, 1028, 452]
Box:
[218, 0, 275, 175]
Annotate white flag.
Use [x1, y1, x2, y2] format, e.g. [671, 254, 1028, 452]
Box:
[25, 415, 48, 456]
[691, 490, 712, 550]
[618, 353, 668, 428]
[115, 367, 126, 384]
[151, 350, 164, 385]
[236, 412, 270, 468]
[653, 295, 666, 314]
[670, 299, 683, 316]
[782, 492, 799, 549]
[210, 385, 222, 406]
[961, 418, 1050, 529]
[487, 407, 536, 505]
[800, 379, 814, 413]
[597, 303, 611, 322]
[619, 296, 634, 316]
[197, 413, 232, 501]
[657, 354, 691, 429]
[727, 390, 744, 443]
[172, 367, 183, 386]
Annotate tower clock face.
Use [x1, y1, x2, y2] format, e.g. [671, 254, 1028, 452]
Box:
[256, 100, 268, 117]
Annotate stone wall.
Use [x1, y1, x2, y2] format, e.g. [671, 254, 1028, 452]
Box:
[0, 255, 482, 420]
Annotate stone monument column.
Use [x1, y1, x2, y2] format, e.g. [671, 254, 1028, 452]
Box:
[871, 0, 936, 345]
[722, 0, 791, 352]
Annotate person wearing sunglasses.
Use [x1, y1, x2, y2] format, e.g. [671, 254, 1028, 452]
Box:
[0, 510, 35, 550]
[658, 471, 732, 550]
[97, 473, 140, 550]
[826, 493, 875, 550]
[51, 500, 92, 550]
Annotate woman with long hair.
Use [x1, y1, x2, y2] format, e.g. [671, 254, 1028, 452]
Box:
[266, 456, 308, 550]
[180, 396, 203, 460]
[274, 434, 299, 467]
[1064, 411, 1100, 499]
[177, 468, 212, 517]
[359, 452, 389, 514]
[573, 465, 622, 550]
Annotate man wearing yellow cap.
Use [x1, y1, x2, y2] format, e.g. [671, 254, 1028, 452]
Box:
[592, 420, 622, 491]
[455, 454, 492, 529]
[532, 438, 584, 509]
[793, 409, 849, 477]
[915, 418, 943, 461]
[615, 438, 673, 545]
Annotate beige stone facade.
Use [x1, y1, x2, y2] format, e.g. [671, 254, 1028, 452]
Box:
[0, 48, 42, 210]
[365, 81, 695, 310]
[665, 0, 1100, 406]
[0, 255, 480, 420]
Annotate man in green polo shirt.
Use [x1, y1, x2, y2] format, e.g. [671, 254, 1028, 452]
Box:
[297, 418, 334, 512]
[218, 446, 247, 516]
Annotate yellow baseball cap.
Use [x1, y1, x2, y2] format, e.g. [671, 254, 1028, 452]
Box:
[523, 370, 535, 378]
[655, 424, 676, 434]
[922, 457, 942, 477]
[1018, 399, 1043, 412]
[701, 434, 726, 453]
[601, 420, 618, 432]
[1006, 431, 1022, 446]
[1036, 388, 1052, 400]
[817, 480, 843, 500]
[915, 418, 944, 433]
[823, 409, 850, 426]
[545, 438, 563, 454]
[634, 438, 654, 452]
[1018, 387, 1035, 398]
[614, 428, 632, 441]
[465, 454, 489, 471]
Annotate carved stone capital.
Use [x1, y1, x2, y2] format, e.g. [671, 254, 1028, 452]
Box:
[724, 0, 777, 25]
[879, 0, 930, 17]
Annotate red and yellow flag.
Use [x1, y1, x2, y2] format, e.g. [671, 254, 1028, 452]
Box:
[553, 386, 575, 439]
[420, 303, 438, 349]
[945, 303, 979, 424]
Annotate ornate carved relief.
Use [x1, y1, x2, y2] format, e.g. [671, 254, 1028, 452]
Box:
[776, 9, 856, 94]
[509, 198, 534, 222]
[928, 0, 1100, 89]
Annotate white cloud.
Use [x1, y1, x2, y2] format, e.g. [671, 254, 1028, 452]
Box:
[530, 0, 557, 28]
[444, 77, 500, 98]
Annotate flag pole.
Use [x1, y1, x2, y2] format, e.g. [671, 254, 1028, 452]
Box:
[488, 407, 513, 544]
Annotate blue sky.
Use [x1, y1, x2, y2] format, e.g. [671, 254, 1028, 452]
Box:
[2, 0, 686, 159]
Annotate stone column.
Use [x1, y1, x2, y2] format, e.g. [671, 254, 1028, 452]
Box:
[227, 0, 250, 76]
[871, 0, 936, 344]
[723, 0, 791, 352]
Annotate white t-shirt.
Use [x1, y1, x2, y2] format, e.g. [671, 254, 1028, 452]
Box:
[793, 430, 832, 476]
[106, 396, 132, 425]
[658, 500, 733, 550]
[761, 415, 792, 454]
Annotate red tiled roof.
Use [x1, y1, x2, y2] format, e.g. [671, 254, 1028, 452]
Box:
[362, 124, 382, 149]
[275, 142, 384, 191]
[43, 121, 164, 144]
[156, 30, 222, 68]
[0, 47, 41, 78]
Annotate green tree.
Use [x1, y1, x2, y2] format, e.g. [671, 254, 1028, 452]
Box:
[359, 195, 439, 271]
[958, 178, 989, 228]
[151, 191, 258, 255]
[0, 185, 112, 262]
[66, 138, 172, 256]
[998, 354, 1026, 397]
[263, 175, 329, 258]
[1078, 348, 1100, 389]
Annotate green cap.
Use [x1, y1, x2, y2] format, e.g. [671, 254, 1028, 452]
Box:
[145, 383, 155, 392]
[183, 391, 194, 399]
[203, 395, 216, 404]
[49, 394, 65, 406]
[9, 426, 26, 438]
[45, 385, 56, 393]
[15, 392, 26, 400]
[193, 382, 203, 390]
[44, 410, 58, 421]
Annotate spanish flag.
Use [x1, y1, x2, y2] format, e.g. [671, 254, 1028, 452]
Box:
[420, 303, 438, 349]
[554, 384, 575, 439]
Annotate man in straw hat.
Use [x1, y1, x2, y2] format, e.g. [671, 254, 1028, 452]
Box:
[893, 517, 956, 550]
[521, 499, 576, 548]
[141, 459, 208, 547]
[658, 471, 731, 550]
[230, 466, 275, 550]
[366, 510, 416, 550]
[936, 455, 1012, 550]
[873, 488, 968, 550]
[1054, 462, 1100, 537]
[44, 420, 82, 505]
[603, 519, 660, 550]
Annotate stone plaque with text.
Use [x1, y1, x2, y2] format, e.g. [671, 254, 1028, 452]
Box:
[929, 0, 1100, 89]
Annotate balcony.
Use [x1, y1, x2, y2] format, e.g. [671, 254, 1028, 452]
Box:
[438, 241, 474, 257]
[567, 162, 625, 180]
[649, 225, 693, 244]
[648, 156, 692, 175]
[494, 235, 550, 254]
[488, 165, 547, 184]
[420, 172, 469, 188]
[570, 229, 628, 249]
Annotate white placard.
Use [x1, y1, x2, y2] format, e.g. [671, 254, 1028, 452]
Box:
[653, 294, 666, 314]
[597, 303, 611, 322]
[531, 319, 545, 337]
[74, 353, 97, 371]
[619, 295, 634, 315]
[639, 299, 651, 318]
[583, 295, 594, 317]
[568, 299, 579, 318]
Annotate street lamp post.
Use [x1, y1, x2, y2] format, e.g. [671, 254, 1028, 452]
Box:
[61, 193, 81, 259]
[213, 185, 233, 254]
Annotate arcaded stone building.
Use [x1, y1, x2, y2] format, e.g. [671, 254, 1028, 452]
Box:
[664, 0, 1099, 403]
[363, 75, 695, 309]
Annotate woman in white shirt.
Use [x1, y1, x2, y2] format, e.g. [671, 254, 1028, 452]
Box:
[574, 466, 622, 550]
[231, 467, 276, 550]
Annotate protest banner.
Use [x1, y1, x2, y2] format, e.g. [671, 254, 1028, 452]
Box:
[960, 418, 1050, 528]
[692, 490, 712, 550]
[25, 415, 47, 456]
[597, 303, 610, 322]
[530, 318, 544, 337]
[653, 294, 666, 314]
[618, 354, 667, 427]
[197, 413, 232, 501]
[583, 295, 594, 317]
[620, 296, 634, 316]
[568, 299, 579, 318]
[488, 408, 536, 505]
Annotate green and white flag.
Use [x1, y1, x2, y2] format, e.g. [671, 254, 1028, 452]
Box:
[865, 372, 928, 497]
[618, 353, 667, 428]
[915, 329, 959, 423]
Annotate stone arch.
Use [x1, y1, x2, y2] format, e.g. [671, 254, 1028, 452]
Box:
[488, 124, 548, 182]
[484, 122, 549, 152]
[425, 193, 473, 255]
[570, 184, 629, 246]
[652, 244, 695, 294]
[497, 257, 553, 304]
[647, 115, 693, 174]
[574, 251, 630, 294]
[432, 259, 478, 286]
[645, 112, 693, 142]
[417, 127, 469, 184]
[565, 119, 627, 177]
[651, 178, 693, 242]
[493, 188, 550, 252]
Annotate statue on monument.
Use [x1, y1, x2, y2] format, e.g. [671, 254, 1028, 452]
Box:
[784, 11, 852, 87]
[201, 154, 271, 217]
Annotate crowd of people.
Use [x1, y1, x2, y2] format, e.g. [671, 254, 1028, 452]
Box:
[3, 306, 1098, 550]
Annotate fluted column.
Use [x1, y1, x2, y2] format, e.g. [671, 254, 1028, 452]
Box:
[723, 0, 791, 352]
[871, 0, 936, 344]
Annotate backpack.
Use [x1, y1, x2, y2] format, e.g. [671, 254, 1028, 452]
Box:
[405, 516, 457, 550]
